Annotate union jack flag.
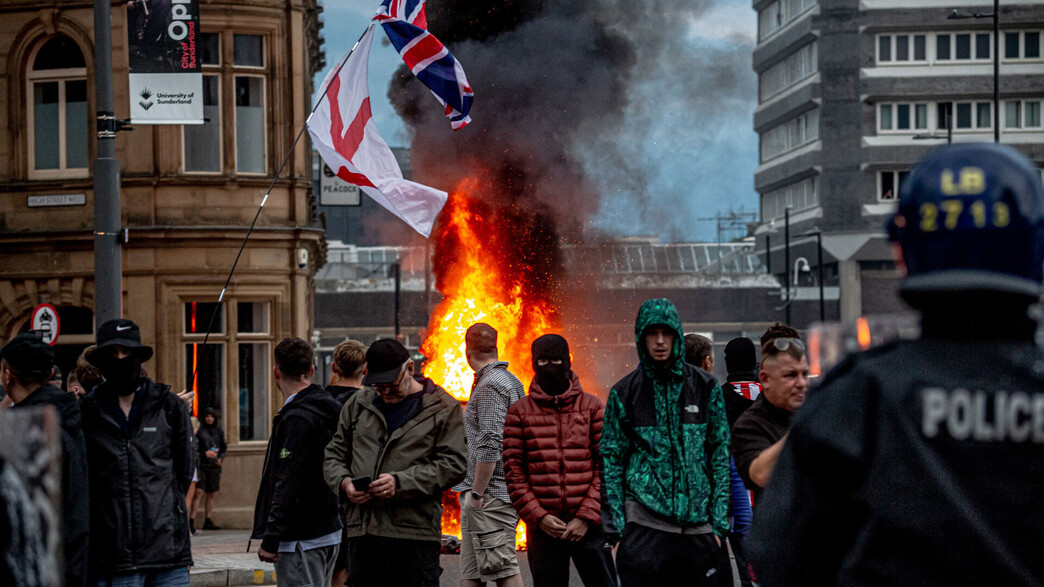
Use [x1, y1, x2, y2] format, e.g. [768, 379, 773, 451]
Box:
[374, 0, 426, 28]
[374, 0, 473, 130]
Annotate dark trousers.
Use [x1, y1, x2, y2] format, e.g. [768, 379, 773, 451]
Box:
[526, 525, 617, 587]
[346, 535, 441, 587]
[616, 524, 721, 587]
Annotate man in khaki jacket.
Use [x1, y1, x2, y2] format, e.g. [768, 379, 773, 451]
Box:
[324, 339, 467, 586]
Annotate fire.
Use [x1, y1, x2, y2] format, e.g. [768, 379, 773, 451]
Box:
[424, 183, 560, 551]
[421, 185, 559, 399]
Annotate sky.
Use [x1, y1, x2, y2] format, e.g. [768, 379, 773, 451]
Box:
[315, 0, 760, 243]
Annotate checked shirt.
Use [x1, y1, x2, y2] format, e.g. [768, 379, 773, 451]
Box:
[453, 361, 525, 502]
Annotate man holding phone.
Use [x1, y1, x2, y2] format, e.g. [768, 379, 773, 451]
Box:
[252, 338, 343, 586]
[324, 338, 467, 586]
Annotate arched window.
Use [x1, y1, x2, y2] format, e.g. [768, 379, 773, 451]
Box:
[27, 35, 88, 179]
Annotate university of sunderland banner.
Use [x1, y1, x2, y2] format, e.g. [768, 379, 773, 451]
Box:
[127, 0, 204, 124]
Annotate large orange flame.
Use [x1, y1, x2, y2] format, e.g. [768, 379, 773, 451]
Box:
[421, 185, 558, 399]
[424, 183, 559, 551]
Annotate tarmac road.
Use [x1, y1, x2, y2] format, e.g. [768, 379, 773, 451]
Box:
[190, 530, 583, 586]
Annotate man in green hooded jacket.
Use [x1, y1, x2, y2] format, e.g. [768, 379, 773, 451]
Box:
[601, 298, 731, 585]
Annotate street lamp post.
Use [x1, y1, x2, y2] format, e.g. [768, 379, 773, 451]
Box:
[805, 228, 826, 322]
[949, 0, 1000, 143]
[784, 207, 791, 325]
[93, 0, 123, 324]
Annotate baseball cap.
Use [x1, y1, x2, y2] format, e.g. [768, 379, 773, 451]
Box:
[362, 339, 411, 385]
[87, 319, 154, 364]
[0, 333, 56, 377]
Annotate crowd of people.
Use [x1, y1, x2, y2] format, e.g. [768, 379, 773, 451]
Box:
[1, 145, 1041, 587]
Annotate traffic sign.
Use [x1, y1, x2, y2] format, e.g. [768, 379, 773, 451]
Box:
[31, 303, 60, 346]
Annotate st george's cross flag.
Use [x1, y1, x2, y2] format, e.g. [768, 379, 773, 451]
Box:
[375, 0, 474, 130]
[308, 26, 447, 237]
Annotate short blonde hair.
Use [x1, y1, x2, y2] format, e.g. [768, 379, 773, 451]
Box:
[332, 339, 367, 379]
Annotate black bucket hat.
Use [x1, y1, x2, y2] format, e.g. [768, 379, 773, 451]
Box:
[87, 319, 154, 364]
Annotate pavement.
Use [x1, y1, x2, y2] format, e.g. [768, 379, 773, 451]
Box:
[189, 530, 582, 586]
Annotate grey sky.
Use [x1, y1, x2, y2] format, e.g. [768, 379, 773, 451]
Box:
[316, 0, 759, 243]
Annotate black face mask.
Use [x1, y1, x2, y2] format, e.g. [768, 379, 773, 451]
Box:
[535, 363, 571, 396]
[97, 354, 142, 395]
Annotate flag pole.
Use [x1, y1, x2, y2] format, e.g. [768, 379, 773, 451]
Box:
[188, 21, 377, 386]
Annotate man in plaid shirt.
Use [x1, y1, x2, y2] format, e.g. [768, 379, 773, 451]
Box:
[455, 323, 526, 587]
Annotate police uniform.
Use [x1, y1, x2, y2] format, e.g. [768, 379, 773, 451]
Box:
[749, 144, 1044, 586]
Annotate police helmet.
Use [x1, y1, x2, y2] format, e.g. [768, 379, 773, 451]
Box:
[888, 143, 1044, 298]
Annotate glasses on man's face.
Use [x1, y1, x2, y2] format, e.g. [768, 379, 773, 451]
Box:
[763, 337, 806, 354]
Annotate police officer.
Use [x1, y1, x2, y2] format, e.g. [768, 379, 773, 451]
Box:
[749, 143, 1044, 586]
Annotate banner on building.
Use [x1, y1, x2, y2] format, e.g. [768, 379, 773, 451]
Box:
[127, 0, 204, 124]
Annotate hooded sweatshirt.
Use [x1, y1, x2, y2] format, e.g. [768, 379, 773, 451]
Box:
[196, 407, 226, 466]
[601, 299, 731, 536]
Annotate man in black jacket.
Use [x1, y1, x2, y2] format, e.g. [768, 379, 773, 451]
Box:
[80, 319, 195, 585]
[1, 333, 90, 587]
[195, 407, 226, 531]
[252, 337, 342, 586]
[751, 143, 1044, 586]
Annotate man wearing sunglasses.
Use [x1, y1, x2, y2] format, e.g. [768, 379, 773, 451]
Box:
[324, 338, 466, 586]
[731, 325, 809, 504]
[751, 144, 1044, 586]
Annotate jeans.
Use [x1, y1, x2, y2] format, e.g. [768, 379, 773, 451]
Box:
[92, 567, 190, 587]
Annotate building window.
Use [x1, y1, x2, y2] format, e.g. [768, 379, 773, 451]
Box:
[878, 102, 928, 133]
[1004, 30, 1042, 61]
[760, 42, 817, 102]
[761, 176, 818, 221]
[760, 109, 819, 162]
[1005, 100, 1042, 130]
[878, 170, 910, 201]
[235, 75, 266, 173]
[877, 34, 927, 64]
[935, 32, 992, 62]
[758, 0, 818, 42]
[27, 35, 89, 179]
[184, 75, 221, 172]
[183, 299, 273, 442]
[182, 32, 267, 175]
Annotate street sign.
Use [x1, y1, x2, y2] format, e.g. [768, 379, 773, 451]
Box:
[31, 303, 60, 346]
[319, 164, 362, 206]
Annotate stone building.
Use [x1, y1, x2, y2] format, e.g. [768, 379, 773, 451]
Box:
[0, 0, 325, 527]
[752, 0, 1044, 323]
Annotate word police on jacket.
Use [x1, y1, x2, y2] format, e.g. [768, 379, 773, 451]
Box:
[922, 387, 1044, 443]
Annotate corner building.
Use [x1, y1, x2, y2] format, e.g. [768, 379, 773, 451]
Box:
[752, 0, 1044, 324]
[0, 0, 325, 527]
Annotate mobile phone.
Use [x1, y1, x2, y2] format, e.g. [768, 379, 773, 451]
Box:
[351, 475, 372, 492]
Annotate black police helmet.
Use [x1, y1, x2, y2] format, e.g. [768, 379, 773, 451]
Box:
[887, 143, 1044, 300]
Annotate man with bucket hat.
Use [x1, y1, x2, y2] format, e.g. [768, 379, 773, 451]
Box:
[1, 333, 90, 587]
[80, 318, 195, 585]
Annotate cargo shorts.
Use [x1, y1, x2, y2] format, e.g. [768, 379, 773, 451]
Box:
[459, 492, 520, 582]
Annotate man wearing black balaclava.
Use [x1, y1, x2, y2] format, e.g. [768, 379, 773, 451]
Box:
[502, 334, 618, 587]
[80, 318, 195, 585]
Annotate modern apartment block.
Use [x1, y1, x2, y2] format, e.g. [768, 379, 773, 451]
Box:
[752, 0, 1044, 324]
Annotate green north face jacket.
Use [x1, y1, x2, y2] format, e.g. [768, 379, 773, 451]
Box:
[601, 298, 731, 535]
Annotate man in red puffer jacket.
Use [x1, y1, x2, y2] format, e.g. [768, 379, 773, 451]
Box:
[503, 334, 618, 587]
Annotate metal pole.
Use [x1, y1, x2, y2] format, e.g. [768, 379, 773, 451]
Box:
[993, 0, 1000, 143]
[93, 0, 122, 324]
[394, 262, 401, 336]
[816, 231, 825, 322]
[784, 207, 791, 325]
[765, 233, 772, 275]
